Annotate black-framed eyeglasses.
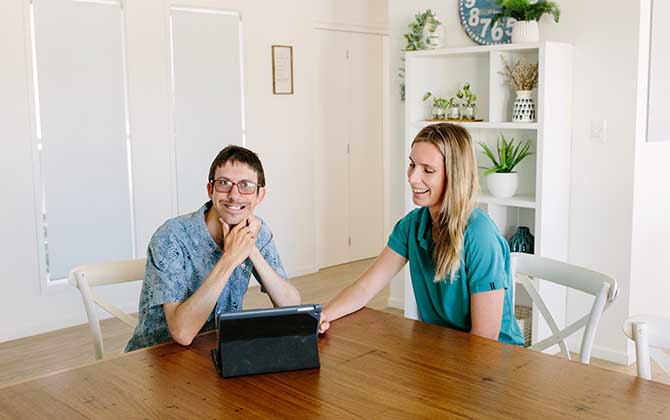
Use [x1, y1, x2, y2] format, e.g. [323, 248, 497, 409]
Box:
[210, 178, 261, 195]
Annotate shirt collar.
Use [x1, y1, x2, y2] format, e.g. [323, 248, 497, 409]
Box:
[417, 207, 432, 251]
[197, 201, 221, 253]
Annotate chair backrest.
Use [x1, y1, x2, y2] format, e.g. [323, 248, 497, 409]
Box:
[511, 253, 618, 364]
[622, 315, 670, 380]
[68, 258, 146, 359]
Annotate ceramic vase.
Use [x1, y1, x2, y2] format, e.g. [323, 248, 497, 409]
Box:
[511, 20, 539, 43]
[486, 172, 519, 198]
[512, 90, 536, 123]
[509, 226, 535, 254]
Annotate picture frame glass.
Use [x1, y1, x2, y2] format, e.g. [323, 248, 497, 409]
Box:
[272, 45, 293, 94]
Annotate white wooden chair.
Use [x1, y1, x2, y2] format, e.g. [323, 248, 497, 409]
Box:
[68, 259, 145, 359]
[512, 253, 618, 364]
[622, 315, 670, 380]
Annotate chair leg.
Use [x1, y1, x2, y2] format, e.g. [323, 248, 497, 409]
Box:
[578, 284, 609, 364]
[77, 277, 105, 360]
[633, 322, 652, 380]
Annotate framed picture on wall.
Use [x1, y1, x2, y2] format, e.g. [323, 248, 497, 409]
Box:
[272, 45, 294, 94]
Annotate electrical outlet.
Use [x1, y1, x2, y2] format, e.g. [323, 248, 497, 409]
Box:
[589, 120, 607, 143]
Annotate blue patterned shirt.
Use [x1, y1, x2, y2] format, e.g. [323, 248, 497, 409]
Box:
[125, 202, 288, 351]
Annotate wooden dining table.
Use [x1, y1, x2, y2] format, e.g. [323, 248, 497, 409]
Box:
[0, 308, 668, 419]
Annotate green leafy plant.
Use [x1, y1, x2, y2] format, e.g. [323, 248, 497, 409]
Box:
[403, 9, 441, 51]
[461, 83, 477, 107]
[479, 134, 532, 176]
[423, 92, 455, 110]
[491, 0, 560, 26]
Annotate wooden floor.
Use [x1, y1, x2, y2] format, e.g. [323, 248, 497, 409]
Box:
[1, 258, 668, 388]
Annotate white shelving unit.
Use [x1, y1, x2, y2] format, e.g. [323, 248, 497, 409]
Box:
[403, 42, 573, 347]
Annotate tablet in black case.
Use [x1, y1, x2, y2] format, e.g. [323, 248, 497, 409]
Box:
[211, 304, 321, 378]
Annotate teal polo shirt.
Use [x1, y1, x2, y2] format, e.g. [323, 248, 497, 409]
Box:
[388, 207, 524, 345]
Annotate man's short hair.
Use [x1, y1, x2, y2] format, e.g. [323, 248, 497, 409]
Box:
[208, 145, 266, 187]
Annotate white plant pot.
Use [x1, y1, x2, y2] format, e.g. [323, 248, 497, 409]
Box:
[511, 20, 539, 43]
[423, 19, 445, 49]
[486, 172, 519, 198]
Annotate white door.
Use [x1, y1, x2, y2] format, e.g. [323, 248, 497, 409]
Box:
[348, 32, 384, 262]
[315, 29, 384, 268]
[315, 29, 350, 268]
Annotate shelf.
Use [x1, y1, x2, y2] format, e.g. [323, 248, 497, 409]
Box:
[406, 43, 546, 58]
[413, 120, 538, 130]
[476, 192, 536, 209]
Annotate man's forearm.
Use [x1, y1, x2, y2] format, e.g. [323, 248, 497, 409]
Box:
[249, 248, 300, 307]
[165, 256, 236, 345]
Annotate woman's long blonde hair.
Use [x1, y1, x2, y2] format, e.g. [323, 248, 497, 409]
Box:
[411, 123, 479, 282]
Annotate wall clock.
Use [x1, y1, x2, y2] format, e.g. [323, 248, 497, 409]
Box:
[458, 0, 516, 45]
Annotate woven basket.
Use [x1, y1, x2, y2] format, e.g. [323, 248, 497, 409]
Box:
[514, 305, 532, 347]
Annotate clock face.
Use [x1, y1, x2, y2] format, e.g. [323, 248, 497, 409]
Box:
[459, 0, 516, 45]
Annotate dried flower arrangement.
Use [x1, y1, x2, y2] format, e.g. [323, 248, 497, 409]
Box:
[499, 56, 539, 91]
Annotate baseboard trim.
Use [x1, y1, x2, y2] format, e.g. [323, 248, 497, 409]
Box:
[247, 265, 318, 290]
[287, 265, 318, 279]
[590, 345, 632, 365]
[567, 338, 632, 365]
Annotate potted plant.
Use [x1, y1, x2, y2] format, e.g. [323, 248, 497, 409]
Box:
[491, 0, 560, 43]
[459, 83, 477, 120]
[403, 9, 444, 51]
[446, 96, 459, 119]
[479, 134, 532, 198]
[454, 89, 464, 119]
[499, 56, 538, 122]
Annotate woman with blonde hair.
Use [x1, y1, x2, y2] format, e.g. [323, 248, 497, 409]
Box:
[319, 123, 524, 345]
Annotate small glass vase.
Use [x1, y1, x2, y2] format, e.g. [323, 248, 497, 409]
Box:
[432, 106, 445, 120]
[447, 106, 460, 120]
[461, 105, 476, 120]
[509, 226, 534, 254]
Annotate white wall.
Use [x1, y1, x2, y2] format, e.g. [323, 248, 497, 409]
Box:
[629, 0, 670, 324]
[389, 0, 663, 364]
[223, 0, 317, 277]
[541, 0, 645, 364]
[1, 0, 386, 342]
[314, 0, 388, 33]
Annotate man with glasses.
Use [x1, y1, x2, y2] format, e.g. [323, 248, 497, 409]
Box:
[125, 145, 300, 351]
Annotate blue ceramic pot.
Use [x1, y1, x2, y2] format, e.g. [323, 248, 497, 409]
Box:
[510, 226, 534, 254]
